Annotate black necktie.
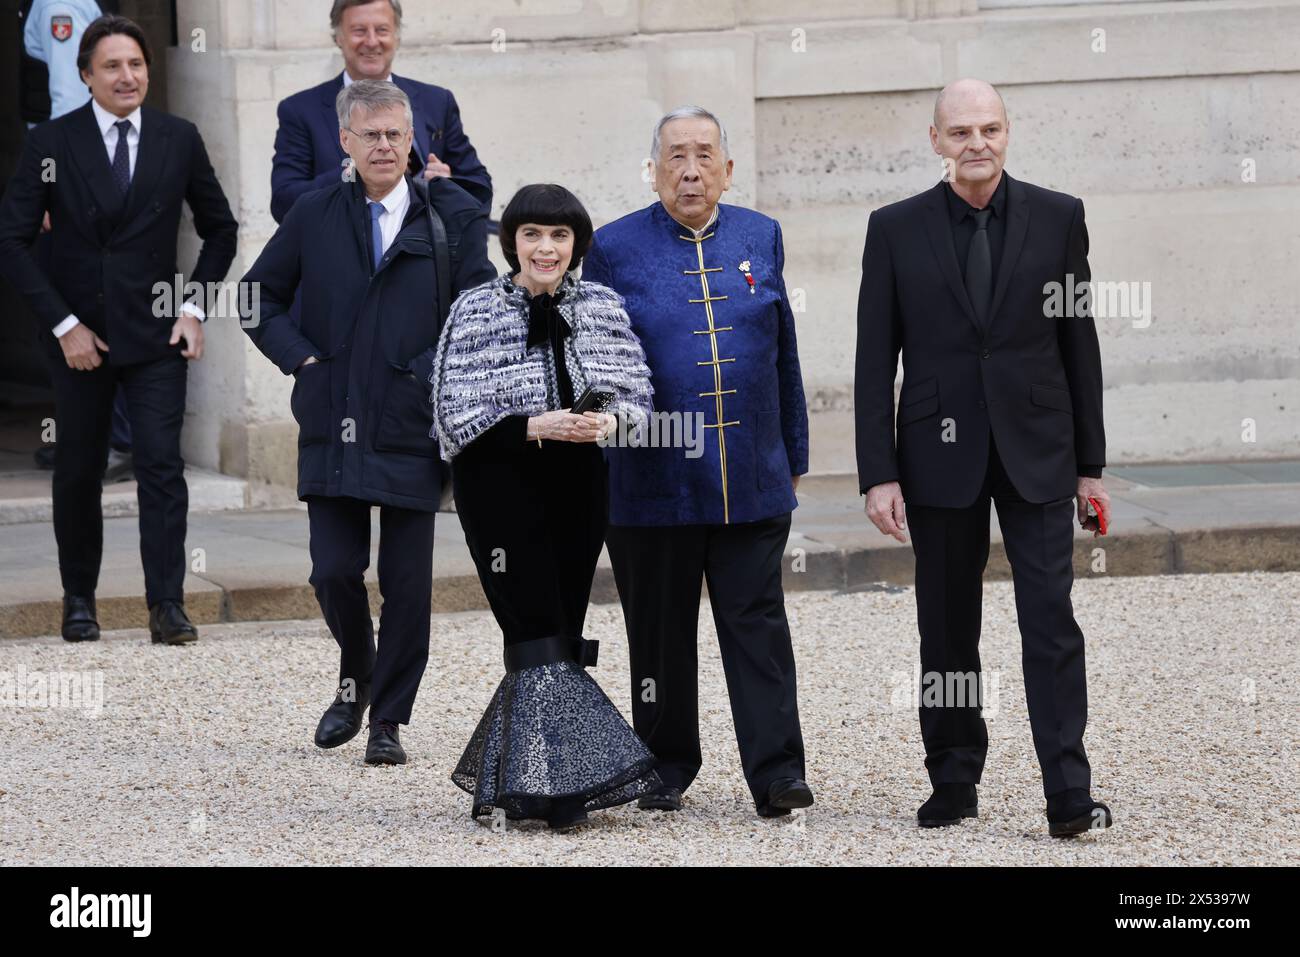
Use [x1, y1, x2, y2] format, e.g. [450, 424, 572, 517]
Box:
[111, 119, 132, 196]
[965, 207, 993, 325]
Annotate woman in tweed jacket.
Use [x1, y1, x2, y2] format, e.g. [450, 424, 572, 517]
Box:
[430, 184, 660, 830]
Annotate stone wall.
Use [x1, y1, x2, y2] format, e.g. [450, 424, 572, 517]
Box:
[167, 0, 1300, 492]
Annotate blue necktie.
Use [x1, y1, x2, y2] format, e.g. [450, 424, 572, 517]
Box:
[111, 119, 132, 196]
[368, 201, 385, 271]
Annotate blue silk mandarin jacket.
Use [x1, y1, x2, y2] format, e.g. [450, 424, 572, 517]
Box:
[583, 201, 809, 526]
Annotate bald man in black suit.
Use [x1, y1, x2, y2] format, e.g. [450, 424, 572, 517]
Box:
[855, 79, 1113, 838]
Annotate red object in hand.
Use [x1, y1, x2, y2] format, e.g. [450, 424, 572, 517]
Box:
[1087, 496, 1108, 535]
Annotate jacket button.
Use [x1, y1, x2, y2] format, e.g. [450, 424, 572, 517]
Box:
[981, 349, 991, 359]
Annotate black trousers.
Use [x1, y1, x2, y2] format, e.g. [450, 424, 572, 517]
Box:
[452, 438, 605, 649]
[306, 496, 434, 725]
[49, 352, 188, 607]
[907, 433, 1090, 798]
[606, 514, 806, 804]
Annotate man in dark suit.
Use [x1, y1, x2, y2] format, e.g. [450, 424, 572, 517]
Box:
[242, 80, 494, 765]
[855, 79, 1113, 837]
[20, 0, 134, 481]
[0, 14, 237, 645]
[270, 0, 491, 224]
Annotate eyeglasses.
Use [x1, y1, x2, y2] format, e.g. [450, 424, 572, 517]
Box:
[346, 127, 409, 148]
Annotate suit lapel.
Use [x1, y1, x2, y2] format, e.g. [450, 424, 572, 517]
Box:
[322, 74, 346, 162]
[922, 181, 980, 334]
[117, 108, 170, 236]
[393, 74, 437, 170]
[65, 102, 125, 241]
[986, 172, 1029, 330]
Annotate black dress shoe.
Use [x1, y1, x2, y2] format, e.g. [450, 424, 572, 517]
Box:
[757, 777, 815, 818]
[314, 682, 371, 749]
[637, 786, 683, 811]
[61, 595, 100, 642]
[149, 600, 198, 645]
[918, 783, 978, 827]
[364, 719, 407, 765]
[1047, 788, 1113, 837]
[548, 800, 590, 832]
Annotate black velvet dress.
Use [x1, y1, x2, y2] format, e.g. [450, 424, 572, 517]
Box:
[448, 286, 661, 827]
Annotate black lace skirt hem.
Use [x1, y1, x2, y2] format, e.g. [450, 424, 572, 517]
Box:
[450, 660, 662, 823]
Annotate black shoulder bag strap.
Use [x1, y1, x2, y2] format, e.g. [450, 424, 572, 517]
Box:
[425, 193, 455, 506]
[426, 198, 452, 331]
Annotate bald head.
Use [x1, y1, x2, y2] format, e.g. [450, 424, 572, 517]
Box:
[929, 78, 1009, 197]
[933, 78, 1007, 129]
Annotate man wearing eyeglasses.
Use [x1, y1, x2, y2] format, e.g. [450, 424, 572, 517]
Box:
[242, 79, 494, 765]
[269, 0, 491, 224]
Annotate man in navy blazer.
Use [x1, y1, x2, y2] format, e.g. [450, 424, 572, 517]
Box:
[270, 0, 491, 224]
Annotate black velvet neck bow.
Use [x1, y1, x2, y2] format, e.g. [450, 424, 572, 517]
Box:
[525, 289, 570, 349]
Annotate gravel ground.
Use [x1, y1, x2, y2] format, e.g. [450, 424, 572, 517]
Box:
[1, 571, 1296, 866]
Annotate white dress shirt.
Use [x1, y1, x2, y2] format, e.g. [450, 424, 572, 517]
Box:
[367, 175, 411, 262]
[54, 99, 204, 339]
[343, 71, 392, 87]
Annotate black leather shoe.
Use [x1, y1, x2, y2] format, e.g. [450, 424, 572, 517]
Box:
[637, 786, 683, 811]
[149, 600, 198, 645]
[61, 595, 100, 642]
[548, 800, 590, 832]
[314, 682, 371, 749]
[364, 719, 407, 765]
[757, 777, 815, 818]
[1047, 789, 1113, 837]
[918, 783, 978, 827]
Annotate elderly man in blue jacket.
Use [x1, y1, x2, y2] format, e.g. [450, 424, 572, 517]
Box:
[270, 0, 491, 224]
[243, 80, 494, 766]
[583, 106, 814, 819]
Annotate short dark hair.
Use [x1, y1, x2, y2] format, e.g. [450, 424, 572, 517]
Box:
[499, 185, 594, 275]
[77, 15, 152, 76]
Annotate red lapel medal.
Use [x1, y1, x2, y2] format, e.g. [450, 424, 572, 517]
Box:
[739, 260, 755, 294]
